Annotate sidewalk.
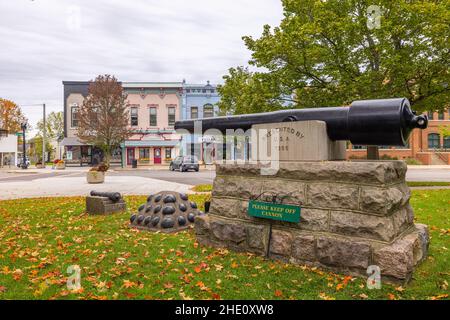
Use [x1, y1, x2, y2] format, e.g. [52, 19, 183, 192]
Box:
[407, 165, 450, 170]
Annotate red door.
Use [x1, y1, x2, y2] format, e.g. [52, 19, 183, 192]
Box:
[154, 148, 161, 164]
[126, 148, 135, 166]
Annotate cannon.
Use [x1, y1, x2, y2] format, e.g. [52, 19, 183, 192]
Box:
[90, 191, 122, 202]
[175, 98, 427, 146]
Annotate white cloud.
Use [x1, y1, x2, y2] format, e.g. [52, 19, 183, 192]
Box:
[0, 0, 284, 134]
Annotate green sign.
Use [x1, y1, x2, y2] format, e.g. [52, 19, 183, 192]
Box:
[248, 200, 301, 223]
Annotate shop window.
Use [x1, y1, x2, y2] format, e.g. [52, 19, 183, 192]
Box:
[438, 112, 444, 120]
[139, 148, 150, 162]
[165, 148, 172, 159]
[428, 133, 440, 149]
[427, 111, 434, 120]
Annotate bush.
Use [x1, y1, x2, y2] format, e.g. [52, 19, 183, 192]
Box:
[90, 162, 109, 172]
[405, 158, 423, 165]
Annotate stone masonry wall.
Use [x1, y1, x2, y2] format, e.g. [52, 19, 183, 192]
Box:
[195, 161, 429, 283]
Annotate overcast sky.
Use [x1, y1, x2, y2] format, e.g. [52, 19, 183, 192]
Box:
[0, 0, 284, 134]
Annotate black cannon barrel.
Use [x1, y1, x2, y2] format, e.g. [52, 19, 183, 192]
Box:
[90, 191, 122, 202]
[174, 98, 428, 146]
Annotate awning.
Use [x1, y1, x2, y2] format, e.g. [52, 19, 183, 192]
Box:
[124, 140, 180, 148]
[60, 137, 89, 147]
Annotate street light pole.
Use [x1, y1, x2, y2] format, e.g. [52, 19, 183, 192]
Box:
[21, 122, 28, 169]
[42, 103, 46, 164]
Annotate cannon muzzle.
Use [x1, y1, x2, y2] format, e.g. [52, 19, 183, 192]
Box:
[90, 191, 122, 202]
[175, 98, 428, 146]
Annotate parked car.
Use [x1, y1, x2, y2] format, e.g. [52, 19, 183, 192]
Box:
[17, 157, 30, 168]
[169, 156, 199, 172]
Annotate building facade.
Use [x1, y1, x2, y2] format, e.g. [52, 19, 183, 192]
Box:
[0, 133, 18, 168]
[62, 81, 183, 167]
[180, 80, 221, 163]
[347, 109, 450, 164]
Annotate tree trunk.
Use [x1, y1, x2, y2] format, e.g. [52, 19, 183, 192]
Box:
[367, 146, 379, 160]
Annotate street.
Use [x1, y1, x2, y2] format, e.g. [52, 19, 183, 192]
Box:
[0, 165, 448, 200]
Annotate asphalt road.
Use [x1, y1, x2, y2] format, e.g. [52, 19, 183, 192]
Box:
[0, 166, 449, 185]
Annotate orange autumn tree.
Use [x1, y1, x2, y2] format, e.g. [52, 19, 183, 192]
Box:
[77, 75, 132, 166]
[0, 98, 27, 133]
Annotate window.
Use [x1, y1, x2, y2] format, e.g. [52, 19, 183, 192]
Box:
[186, 89, 191, 93]
[71, 105, 79, 127]
[428, 133, 440, 149]
[427, 111, 434, 120]
[165, 148, 172, 159]
[203, 104, 214, 118]
[139, 148, 150, 161]
[168, 107, 176, 126]
[444, 137, 450, 149]
[149, 107, 157, 126]
[130, 106, 138, 126]
[202, 89, 206, 93]
[191, 107, 198, 119]
[438, 112, 444, 120]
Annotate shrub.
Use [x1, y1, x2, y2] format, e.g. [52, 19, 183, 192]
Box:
[90, 162, 109, 172]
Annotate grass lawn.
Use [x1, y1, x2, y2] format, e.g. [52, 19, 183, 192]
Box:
[407, 181, 450, 187]
[0, 190, 448, 300]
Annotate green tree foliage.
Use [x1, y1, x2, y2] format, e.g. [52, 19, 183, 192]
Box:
[36, 111, 64, 141]
[218, 0, 450, 114]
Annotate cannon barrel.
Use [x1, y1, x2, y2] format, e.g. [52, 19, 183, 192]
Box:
[90, 191, 122, 202]
[175, 98, 428, 146]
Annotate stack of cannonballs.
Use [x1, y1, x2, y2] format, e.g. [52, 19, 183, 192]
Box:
[130, 191, 205, 233]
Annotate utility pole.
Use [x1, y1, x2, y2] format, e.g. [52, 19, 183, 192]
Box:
[42, 103, 46, 164]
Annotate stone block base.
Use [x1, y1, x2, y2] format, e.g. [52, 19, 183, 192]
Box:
[195, 161, 430, 284]
[196, 215, 428, 283]
[86, 196, 126, 215]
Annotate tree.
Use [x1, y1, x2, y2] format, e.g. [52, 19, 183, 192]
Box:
[0, 98, 27, 133]
[219, 0, 450, 111]
[77, 75, 132, 165]
[36, 111, 64, 141]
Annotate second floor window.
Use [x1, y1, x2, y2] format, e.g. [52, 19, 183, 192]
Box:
[438, 112, 444, 120]
[203, 104, 214, 118]
[131, 107, 138, 126]
[191, 107, 198, 119]
[168, 107, 176, 126]
[71, 105, 79, 127]
[149, 107, 157, 126]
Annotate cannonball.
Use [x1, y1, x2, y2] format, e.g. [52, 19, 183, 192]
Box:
[154, 194, 162, 202]
[163, 194, 176, 203]
[144, 216, 152, 225]
[162, 205, 176, 215]
[178, 216, 187, 226]
[179, 203, 187, 212]
[151, 216, 160, 226]
[130, 214, 137, 223]
[145, 205, 153, 213]
[138, 204, 145, 212]
[154, 205, 162, 213]
[187, 212, 196, 223]
[161, 217, 175, 229]
[147, 194, 153, 202]
[180, 193, 189, 201]
[190, 201, 197, 209]
[137, 215, 145, 224]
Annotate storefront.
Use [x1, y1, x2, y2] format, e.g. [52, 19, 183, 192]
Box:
[60, 137, 122, 166]
[122, 140, 180, 167]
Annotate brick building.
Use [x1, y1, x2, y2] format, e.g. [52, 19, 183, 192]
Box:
[347, 109, 450, 164]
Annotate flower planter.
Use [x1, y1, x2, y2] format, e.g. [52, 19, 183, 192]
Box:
[87, 171, 105, 184]
[55, 163, 66, 170]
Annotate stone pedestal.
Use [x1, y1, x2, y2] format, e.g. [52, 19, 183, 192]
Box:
[86, 196, 126, 215]
[252, 121, 346, 161]
[195, 161, 429, 283]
